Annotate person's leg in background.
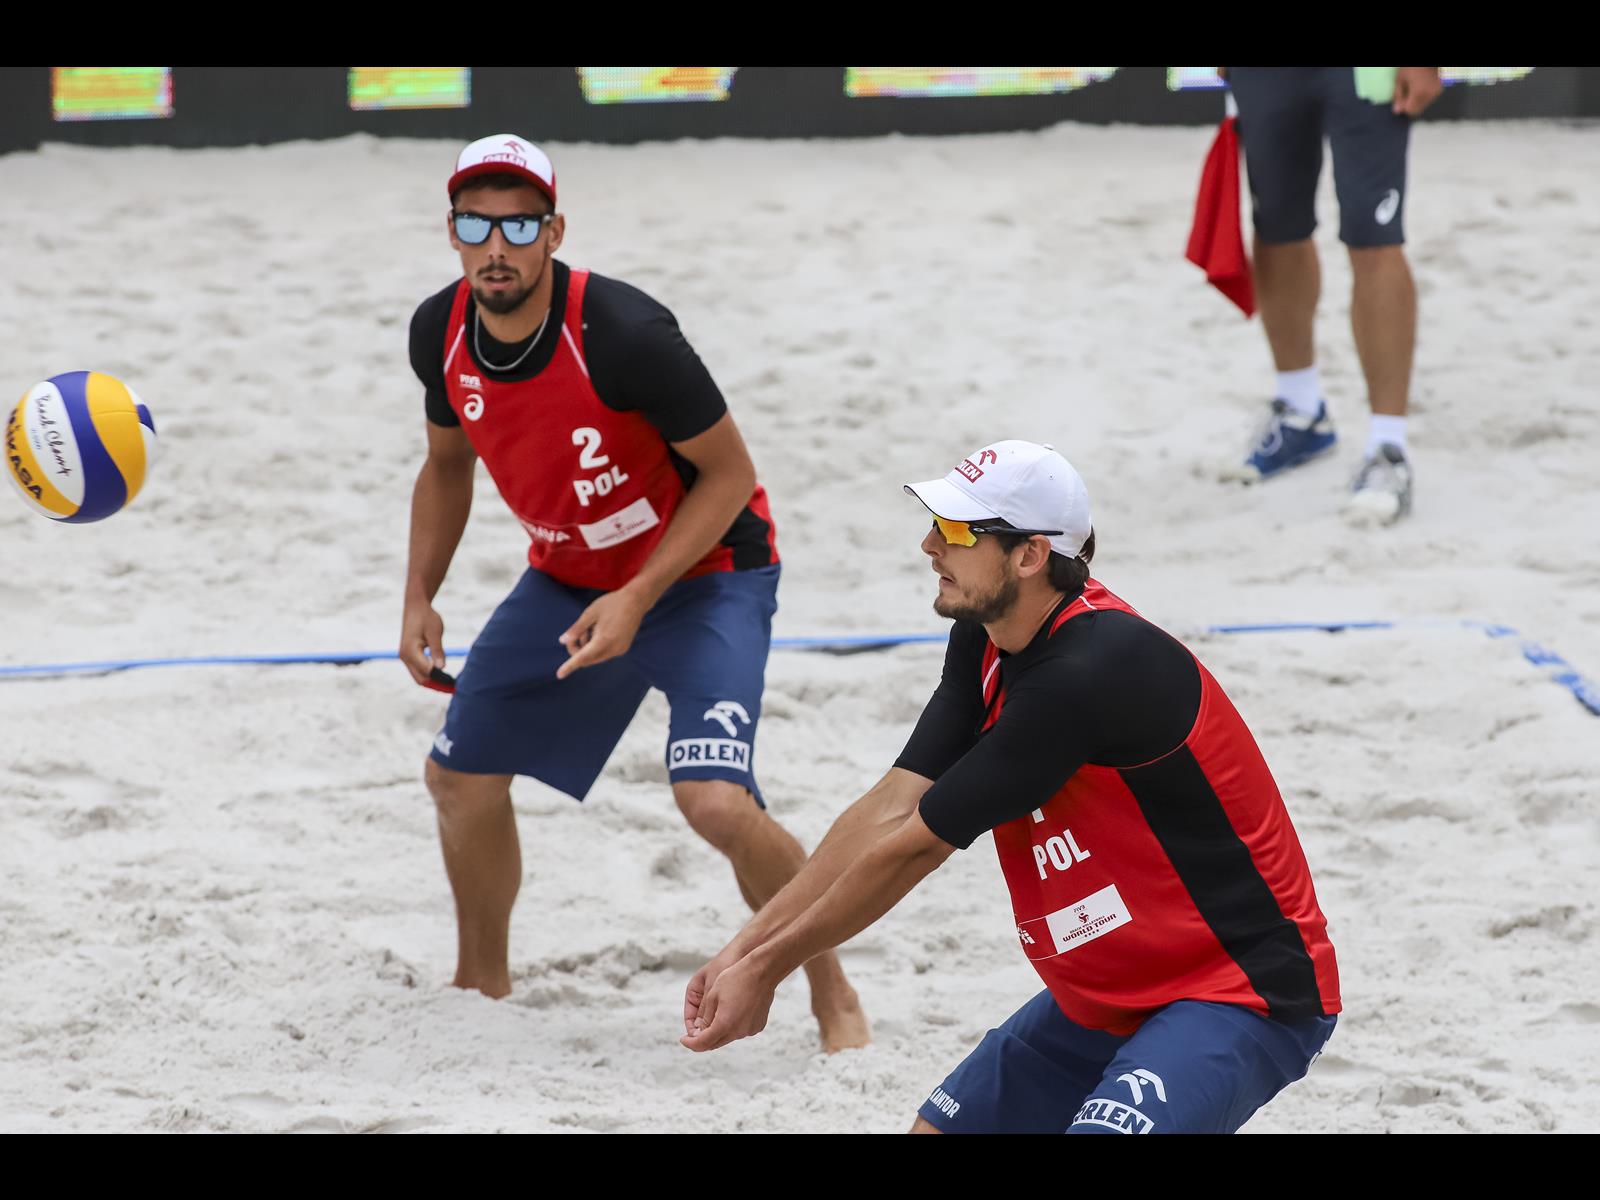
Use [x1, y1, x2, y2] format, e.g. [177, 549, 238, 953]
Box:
[1329, 65, 1419, 524]
[1226, 67, 1339, 483]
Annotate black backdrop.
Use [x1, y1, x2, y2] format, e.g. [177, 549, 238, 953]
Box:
[3, 67, 1594, 155]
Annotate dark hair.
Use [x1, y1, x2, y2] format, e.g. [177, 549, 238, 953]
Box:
[991, 527, 1096, 593]
[450, 173, 552, 209]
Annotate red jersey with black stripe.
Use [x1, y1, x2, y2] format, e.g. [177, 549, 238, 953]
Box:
[899, 581, 1341, 1036]
[433, 267, 777, 591]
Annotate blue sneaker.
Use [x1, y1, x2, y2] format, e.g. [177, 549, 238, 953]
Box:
[1238, 398, 1337, 482]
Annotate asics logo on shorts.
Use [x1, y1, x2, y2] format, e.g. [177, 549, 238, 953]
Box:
[1375, 188, 1401, 226]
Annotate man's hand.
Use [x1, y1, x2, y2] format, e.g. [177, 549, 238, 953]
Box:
[680, 954, 779, 1052]
[400, 600, 447, 684]
[556, 586, 650, 680]
[1393, 68, 1443, 117]
[683, 947, 742, 1037]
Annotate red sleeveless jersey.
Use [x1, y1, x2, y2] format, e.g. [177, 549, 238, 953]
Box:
[442, 270, 773, 590]
[985, 581, 1341, 1035]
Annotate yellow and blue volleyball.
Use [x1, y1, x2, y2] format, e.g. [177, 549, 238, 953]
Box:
[5, 371, 156, 523]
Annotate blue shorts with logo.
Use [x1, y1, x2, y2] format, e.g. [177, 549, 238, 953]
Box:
[919, 989, 1336, 1134]
[429, 564, 780, 804]
[1229, 66, 1412, 248]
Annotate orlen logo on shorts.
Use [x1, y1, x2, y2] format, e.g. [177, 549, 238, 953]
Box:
[955, 448, 998, 483]
[668, 739, 750, 773]
[1071, 1099, 1154, 1134]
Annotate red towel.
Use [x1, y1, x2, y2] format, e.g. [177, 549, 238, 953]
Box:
[1185, 115, 1255, 317]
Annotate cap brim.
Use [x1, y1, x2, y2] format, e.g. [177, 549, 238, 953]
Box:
[447, 163, 556, 204]
[903, 478, 1000, 522]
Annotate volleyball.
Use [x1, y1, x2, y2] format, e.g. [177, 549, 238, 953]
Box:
[4, 371, 156, 523]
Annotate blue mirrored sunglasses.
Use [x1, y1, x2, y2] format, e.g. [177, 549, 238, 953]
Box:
[451, 211, 553, 246]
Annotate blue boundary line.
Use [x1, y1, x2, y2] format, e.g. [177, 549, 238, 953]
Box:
[1, 621, 1595, 715]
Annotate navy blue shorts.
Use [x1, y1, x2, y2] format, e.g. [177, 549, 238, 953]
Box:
[1229, 66, 1412, 248]
[919, 989, 1336, 1134]
[429, 564, 780, 803]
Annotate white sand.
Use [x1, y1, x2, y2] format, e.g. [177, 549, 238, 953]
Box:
[1, 122, 1597, 1133]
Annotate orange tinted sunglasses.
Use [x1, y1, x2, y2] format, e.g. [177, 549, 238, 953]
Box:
[931, 516, 1062, 547]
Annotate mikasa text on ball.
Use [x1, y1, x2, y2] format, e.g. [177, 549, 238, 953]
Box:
[5, 371, 157, 523]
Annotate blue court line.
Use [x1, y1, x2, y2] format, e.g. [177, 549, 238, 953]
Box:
[1, 621, 1595, 715]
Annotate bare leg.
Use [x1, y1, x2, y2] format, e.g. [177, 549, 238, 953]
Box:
[909, 1116, 943, 1134]
[1254, 235, 1320, 373]
[1348, 244, 1415, 417]
[426, 757, 519, 999]
[674, 779, 871, 1052]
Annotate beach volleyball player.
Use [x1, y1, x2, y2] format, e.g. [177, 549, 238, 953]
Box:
[400, 134, 867, 1050]
[681, 441, 1340, 1131]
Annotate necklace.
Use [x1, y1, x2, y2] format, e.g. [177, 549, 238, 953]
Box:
[474, 305, 550, 373]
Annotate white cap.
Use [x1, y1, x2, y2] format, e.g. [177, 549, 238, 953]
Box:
[904, 439, 1093, 558]
[448, 134, 557, 204]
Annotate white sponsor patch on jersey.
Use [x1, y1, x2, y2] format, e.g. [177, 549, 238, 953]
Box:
[577, 496, 660, 549]
[1036, 883, 1132, 956]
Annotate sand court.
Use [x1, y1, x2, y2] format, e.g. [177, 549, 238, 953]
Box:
[2, 121, 1597, 1131]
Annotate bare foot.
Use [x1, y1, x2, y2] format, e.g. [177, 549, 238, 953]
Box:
[815, 993, 872, 1054]
[452, 972, 511, 999]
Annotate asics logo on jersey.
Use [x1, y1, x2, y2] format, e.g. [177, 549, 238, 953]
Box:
[463, 393, 485, 421]
[458, 373, 483, 389]
[1375, 188, 1401, 226]
[703, 700, 751, 738]
[1117, 1069, 1167, 1106]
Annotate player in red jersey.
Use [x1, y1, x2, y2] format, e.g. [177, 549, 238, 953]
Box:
[680, 440, 1340, 1132]
[401, 134, 866, 1051]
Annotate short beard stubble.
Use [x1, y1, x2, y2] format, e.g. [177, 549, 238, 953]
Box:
[933, 565, 1021, 624]
[472, 276, 537, 316]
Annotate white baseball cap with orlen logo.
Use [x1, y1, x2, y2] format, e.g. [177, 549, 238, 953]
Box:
[448, 133, 557, 204]
[904, 439, 1093, 558]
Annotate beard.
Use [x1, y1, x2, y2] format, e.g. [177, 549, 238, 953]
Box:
[472, 276, 536, 315]
[933, 566, 1020, 624]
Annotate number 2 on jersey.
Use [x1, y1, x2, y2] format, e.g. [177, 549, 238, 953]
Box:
[572, 427, 610, 469]
[571, 427, 629, 507]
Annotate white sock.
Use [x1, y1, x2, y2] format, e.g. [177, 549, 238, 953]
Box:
[1276, 367, 1322, 418]
[1367, 414, 1408, 457]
